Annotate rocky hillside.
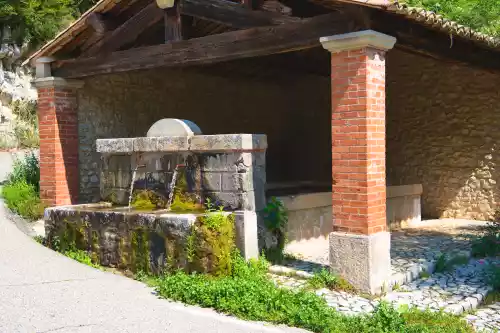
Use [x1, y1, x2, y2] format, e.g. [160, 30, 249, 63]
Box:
[0, 27, 36, 148]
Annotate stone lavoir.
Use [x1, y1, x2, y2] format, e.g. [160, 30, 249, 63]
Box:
[44, 119, 265, 274]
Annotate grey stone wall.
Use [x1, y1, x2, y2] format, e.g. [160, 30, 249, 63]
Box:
[387, 49, 500, 220]
[78, 66, 331, 203]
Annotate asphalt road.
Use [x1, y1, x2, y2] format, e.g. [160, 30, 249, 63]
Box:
[0, 201, 305, 333]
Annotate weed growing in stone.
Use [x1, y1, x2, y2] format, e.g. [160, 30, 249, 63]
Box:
[471, 214, 500, 258]
[419, 270, 431, 279]
[34, 235, 100, 269]
[64, 248, 100, 269]
[308, 268, 355, 293]
[435, 254, 470, 273]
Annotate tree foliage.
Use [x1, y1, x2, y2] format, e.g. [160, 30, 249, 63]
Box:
[404, 0, 500, 37]
[0, 0, 97, 48]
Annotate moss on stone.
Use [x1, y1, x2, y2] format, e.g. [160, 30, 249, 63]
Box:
[169, 192, 203, 213]
[188, 213, 235, 276]
[131, 228, 150, 273]
[91, 230, 100, 265]
[131, 190, 167, 210]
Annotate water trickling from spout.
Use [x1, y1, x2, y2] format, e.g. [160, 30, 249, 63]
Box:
[166, 164, 184, 211]
[128, 165, 144, 210]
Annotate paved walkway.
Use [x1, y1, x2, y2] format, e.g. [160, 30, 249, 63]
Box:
[0, 201, 304, 333]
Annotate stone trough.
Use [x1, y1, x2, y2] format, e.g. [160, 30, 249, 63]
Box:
[44, 119, 266, 274]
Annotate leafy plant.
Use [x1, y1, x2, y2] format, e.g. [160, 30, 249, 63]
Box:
[434, 253, 448, 273]
[261, 197, 288, 263]
[7, 152, 40, 191]
[471, 212, 500, 258]
[64, 248, 100, 268]
[1, 180, 43, 219]
[154, 253, 473, 333]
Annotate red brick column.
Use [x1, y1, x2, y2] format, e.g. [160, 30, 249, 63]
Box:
[321, 31, 396, 294]
[34, 77, 84, 206]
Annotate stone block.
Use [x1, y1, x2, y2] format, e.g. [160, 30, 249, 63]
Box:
[96, 138, 134, 153]
[190, 134, 267, 152]
[202, 172, 222, 191]
[201, 152, 265, 173]
[329, 231, 391, 294]
[233, 211, 259, 260]
[207, 191, 265, 211]
[157, 136, 190, 151]
[100, 188, 129, 205]
[133, 137, 158, 152]
[222, 172, 253, 192]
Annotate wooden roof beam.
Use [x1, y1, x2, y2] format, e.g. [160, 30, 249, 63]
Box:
[54, 12, 350, 78]
[84, 0, 300, 56]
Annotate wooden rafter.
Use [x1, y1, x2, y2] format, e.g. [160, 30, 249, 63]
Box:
[84, 2, 164, 55]
[84, 0, 300, 56]
[54, 13, 350, 78]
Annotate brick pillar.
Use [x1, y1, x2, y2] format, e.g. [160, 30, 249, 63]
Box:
[321, 30, 396, 294]
[34, 77, 84, 206]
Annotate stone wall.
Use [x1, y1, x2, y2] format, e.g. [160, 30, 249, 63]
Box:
[387, 49, 500, 220]
[78, 66, 331, 202]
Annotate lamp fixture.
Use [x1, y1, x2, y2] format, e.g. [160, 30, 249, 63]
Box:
[156, 0, 175, 9]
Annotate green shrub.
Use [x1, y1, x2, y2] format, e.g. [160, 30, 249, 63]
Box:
[2, 180, 44, 219]
[155, 254, 473, 333]
[261, 197, 288, 263]
[7, 152, 40, 192]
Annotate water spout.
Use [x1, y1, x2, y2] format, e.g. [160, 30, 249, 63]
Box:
[128, 164, 146, 210]
[166, 164, 185, 211]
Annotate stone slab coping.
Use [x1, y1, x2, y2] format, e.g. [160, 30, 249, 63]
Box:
[44, 203, 252, 221]
[277, 192, 331, 211]
[96, 134, 267, 153]
[406, 218, 489, 229]
[275, 184, 422, 211]
[386, 184, 423, 199]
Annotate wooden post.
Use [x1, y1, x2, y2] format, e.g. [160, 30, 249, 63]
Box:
[242, 0, 254, 10]
[165, 0, 182, 42]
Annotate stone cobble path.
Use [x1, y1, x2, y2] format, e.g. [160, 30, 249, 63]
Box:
[269, 222, 500, 332]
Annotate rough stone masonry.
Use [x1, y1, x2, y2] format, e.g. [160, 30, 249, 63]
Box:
[387, 49, 500, 220]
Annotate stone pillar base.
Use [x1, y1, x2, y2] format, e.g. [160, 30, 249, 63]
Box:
[329, 231, 391, 294]
[234, 211, 259, 260]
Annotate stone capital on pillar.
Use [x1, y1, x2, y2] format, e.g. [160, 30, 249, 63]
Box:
[33, 77, 85, 90]
[320, 30, 396, 53]
[321, 30, 396, 294]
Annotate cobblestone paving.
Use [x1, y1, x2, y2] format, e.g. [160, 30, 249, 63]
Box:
[270, 223, 500, 332]
[467, 303, 500, 332]
[281, 229, 477, 284]
[270, 259, 497, 331]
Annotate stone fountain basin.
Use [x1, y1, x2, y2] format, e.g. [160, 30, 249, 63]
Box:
[43, 203, 256, 272]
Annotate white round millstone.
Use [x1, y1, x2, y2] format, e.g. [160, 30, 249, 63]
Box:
[146, 118, 202, 137]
